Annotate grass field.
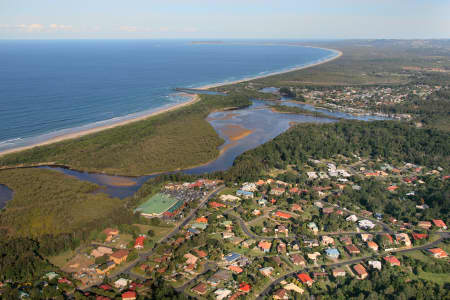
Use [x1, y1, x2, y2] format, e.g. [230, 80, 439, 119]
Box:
[136, 193, 178, 216]
[134, 223, 174, 241]
[48, 249, 77, 268]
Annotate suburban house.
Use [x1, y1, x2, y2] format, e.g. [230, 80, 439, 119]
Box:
[340, 236, 353, 245]
[275, 211, 292, 220]
[322, 207, 334, 214]
[96, 261, 116, 275]
[91, 246, 113, 258]
[209, 201, 226, 209]
[236, 190, 254, 199]
[395, 233, 412, 247]
[325, 248, 340, 259]
[308, 222, 319, 234]
[259, 266, 274, 277]
[277, 242, 287, 253]
[360, 233, 373, 242]
[134, 236, 145, 249]
[239, 282, 251, 293]
[384, 256, 401, 266]
[346, 215, 358, 222]
[110, 250, 129, 265]
[432, 219, 447, 229]
[270, 188, 285, 196]
[215, 289, 232, 300]
[223, 252, 241, 264]
[321, 235, 335, 246]
[276, 225, 289, 236]
[353, 264, 368, 280]
[121, 291, 137, 300]
[358, 219, 375, 230]
[307, 172, 318, 179]
[290, 254, 306, 267]
[220, 194, 241, 202]
[345, 244, 360, 255]
[192, 283, 208, 295]
[297, 273, 314, 286]
[103, 228, 119, 242]
[291, 203, 303, 212]
[332, 268, 346, 277]
[184, 253, 198, 265]
[273, 289, 289, 300]
[208, 270, 232, 287]
[228, 265, 243, 274]
[241, 183, 257, 192]
[367, 241, 379, 251]
[283, 283, 304, 294]
[368, 260, 382, 270]
[307, 252, 321, 261]
[304, 239, 319, 248]
[114, 278, 130, 289]
[418, 221, 432, 230]
[412, 233, 428, 241]
[258, 241, 272, 253]
[428, 248, 448, 258]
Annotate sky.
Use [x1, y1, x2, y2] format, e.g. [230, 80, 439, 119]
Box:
[0, 0, 449, 39]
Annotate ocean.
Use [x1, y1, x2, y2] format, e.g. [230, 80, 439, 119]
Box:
[0, 40, 335, 152]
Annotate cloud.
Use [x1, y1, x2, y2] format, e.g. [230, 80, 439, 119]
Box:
[49, 24, 73, 31]
[118, 25, 199, 34]
[182, 26, 198, 33]
[119, 26, 138, 32]
[0, 23, 74, 33]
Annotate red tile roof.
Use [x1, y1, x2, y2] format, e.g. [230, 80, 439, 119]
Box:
[297, 273, 313, 283]
[432, 219, 447, 228]
[384, 256, 401, 266]
[229, 265, 243, 274]
[209, 201, 226, 208]
[196, 217, 208, 224]
[275, 211, 292, 219]
[134, 236, 145, 248]
[428, 248, 448, 257]
[258, 240, 272, 250]
[412, 233, 428, 240]
[353, 264, 367, 276]
[239, 282, 251, 293]
[122, 291, 136, 300]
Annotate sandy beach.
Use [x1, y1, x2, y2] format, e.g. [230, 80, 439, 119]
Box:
[198, 47, 342, 90]
[0, 46, 342, 158]
[0, 94, 200, 157]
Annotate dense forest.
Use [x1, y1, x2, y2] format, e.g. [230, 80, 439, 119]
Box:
[0, 93, 251, 176]
[221, 121, 449, 182]
[0, 168, 141, 282]
[381, 88, 450, 131]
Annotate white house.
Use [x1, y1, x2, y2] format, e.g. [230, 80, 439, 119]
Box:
[346, 215, 358, 222]
[358, 219, 375, 230]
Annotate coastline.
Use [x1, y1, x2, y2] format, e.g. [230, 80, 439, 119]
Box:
[0, 47, 342, 158]
[198, 48, 342, 90]
[0, 95, 200, 157]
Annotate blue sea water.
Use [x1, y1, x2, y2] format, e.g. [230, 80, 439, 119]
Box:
[0, 40, 335, 152]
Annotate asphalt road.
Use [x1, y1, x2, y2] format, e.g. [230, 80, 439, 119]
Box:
[109, 185, 225, 280]
[174, 262, 218, 292]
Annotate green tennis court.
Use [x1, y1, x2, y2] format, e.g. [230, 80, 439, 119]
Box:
[136, 193, 178, 216]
